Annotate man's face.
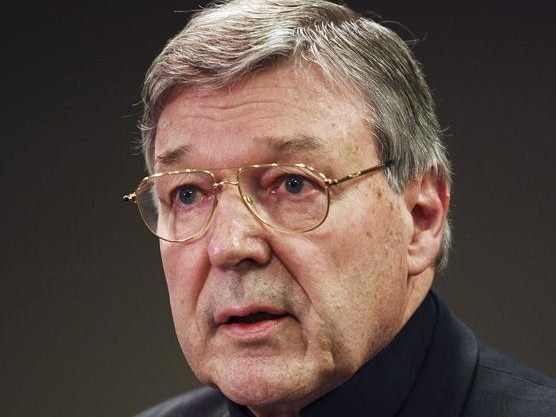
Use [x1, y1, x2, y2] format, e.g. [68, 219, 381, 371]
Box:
[154, 65, 421, 415]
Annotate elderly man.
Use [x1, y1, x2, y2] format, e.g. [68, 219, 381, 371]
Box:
[124, 1, 556, 416]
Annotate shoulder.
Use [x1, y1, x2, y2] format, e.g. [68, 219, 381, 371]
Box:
[134, 387, 228, 417]
[464, 342, 556, 416]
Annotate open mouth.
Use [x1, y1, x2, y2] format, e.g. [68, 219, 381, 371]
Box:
[227, 312, 288, 325]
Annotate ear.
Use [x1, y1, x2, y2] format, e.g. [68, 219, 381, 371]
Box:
[403, 173, 450, 276]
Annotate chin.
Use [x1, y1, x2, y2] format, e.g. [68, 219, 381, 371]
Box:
[219, 379, 320, 417]
[202, 355, 345, 412]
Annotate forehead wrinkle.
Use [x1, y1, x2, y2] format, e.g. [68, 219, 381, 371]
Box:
[184, 97, 313, 122]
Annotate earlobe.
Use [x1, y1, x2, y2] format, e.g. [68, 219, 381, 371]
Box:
[405, 173, 450, 276]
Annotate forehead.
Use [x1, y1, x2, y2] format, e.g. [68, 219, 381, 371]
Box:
[154, 64, 377, 171]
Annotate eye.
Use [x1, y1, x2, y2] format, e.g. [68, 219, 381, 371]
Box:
[152, 172, 214, 214]
[177, 184, 199, 205]
[284, 174, 305, 194]
[249, 165, 324, 201]
[267, 169, 323, 198]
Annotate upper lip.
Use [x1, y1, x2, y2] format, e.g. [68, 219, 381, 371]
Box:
[216, 305, 291, 325]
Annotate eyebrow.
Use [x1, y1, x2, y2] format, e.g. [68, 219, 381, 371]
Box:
[154, 135, 326, 171]
[267, 134, 324, 154]
[154, 144, 194, 172]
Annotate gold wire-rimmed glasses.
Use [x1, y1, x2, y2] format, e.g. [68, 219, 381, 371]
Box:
[123, 161, 391, 242]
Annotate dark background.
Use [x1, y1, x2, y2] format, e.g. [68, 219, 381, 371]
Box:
[3, 1, 555, 416]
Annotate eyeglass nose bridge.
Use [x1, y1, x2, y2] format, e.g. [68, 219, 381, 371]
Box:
[213, 178, 240, 188]
[210, 177, 260, 227]
[212, 177, 255, 208]
[212, 178, 256, 209]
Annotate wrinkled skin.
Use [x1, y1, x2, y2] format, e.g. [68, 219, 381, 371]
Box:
[154, 64, 449, 417]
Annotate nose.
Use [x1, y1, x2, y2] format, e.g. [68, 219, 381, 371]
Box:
[206, 186, 272, 269]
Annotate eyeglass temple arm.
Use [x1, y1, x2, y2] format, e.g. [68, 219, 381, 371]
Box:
[325, 161, 392, 186]
[123, 192, 137, 203]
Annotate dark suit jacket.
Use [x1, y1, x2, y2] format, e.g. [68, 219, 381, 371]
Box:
[135, 292, 556, 416]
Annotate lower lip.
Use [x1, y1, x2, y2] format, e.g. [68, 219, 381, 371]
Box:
[220, 316, 289, 341]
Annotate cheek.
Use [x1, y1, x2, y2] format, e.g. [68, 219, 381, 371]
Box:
[301, 191, 409, 360]
[326, 187, 406, 275]
[160, 240, 207, 289]
[159, 242, 183, 297]
[159, 242, 208, 330]
[159, 242, 214, 373]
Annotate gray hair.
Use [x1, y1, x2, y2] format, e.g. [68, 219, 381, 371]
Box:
[140, 0, 452, 269]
